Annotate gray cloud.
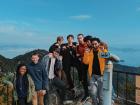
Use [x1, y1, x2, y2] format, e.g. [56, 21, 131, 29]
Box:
[69, 15, 92, 20]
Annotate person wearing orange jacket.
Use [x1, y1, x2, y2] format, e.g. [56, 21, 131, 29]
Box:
[83, 37, 107, 105]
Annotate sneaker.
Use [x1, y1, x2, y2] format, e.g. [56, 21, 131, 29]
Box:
[81, 96, 90, 103]
[63, 100, 73, 105]
[63, 94, 73, 105]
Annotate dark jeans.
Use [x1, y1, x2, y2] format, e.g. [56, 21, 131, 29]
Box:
[81, 63, 89, 97]
[75, 60, 83, 82]
[17, 98, 32, 105]
[51, 77, 66, 100]
[44, 77, 67, 105]
[63, 65, 74, 89]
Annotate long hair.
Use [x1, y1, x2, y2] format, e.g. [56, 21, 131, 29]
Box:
[16, 63, 29, 92]
[16, 63, 28, 77]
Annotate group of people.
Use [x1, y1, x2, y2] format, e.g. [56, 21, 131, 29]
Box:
[1, 34, 116, 105]
[46, 34, 108, 105]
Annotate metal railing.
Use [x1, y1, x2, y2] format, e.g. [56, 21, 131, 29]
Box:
[113, 69, 140, 105]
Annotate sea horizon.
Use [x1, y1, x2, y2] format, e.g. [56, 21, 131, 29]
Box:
[0, 45, 140, 67]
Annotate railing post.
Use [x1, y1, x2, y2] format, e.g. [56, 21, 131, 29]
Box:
[125, 73, 128, 105]
[103, 60, 113, 105]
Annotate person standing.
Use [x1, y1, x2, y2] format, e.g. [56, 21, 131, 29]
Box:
[28, 53, 48, 105]
[61, 35, 77, 90]
[75, 34, 85, 82]
[76, 35, 93, 103]
[83, 37, 107, 105]
[13, 64, 35, 105]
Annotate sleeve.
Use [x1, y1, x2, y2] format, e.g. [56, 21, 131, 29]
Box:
[42, 66, 49, 90]
[73, 45, 77, 58]
[109, 53, 120, 62]
[29, 75, 36, 96]
[49, 43, 55, 53]
[41, 55, 51, 75]
[56, 57, 63, 71]
[41, 56, 49, 90]
[76, 45, 79, 55]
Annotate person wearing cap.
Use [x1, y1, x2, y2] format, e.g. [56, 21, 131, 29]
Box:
[42, 46, 73, 105]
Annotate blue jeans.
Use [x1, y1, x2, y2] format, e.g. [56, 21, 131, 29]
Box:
[89, 75, 103, 105]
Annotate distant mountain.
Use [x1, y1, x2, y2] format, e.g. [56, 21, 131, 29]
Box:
[0, 49, 48, 73]
[0, 55, 9, 62]
[13, 49, 48, 64]
[0, 54, 13, 73]
[0, 49, 139, 74]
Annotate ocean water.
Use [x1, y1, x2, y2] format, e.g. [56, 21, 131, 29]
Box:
[110, 47, 140, 67]
[0, 46, 140, 67]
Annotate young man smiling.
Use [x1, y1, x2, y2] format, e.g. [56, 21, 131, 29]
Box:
[83, 37, 107, 105]
[28, 53, 48, 105]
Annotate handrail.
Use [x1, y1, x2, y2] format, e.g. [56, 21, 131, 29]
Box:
[114, 69, 140, 76]
[113, 69, 140, 105]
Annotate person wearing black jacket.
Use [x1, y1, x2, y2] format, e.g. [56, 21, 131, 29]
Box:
[60, 35, 77, 90]
[28, 53, 48, 105]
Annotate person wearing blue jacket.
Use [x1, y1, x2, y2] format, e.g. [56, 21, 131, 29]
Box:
[28, 53, 48, 105]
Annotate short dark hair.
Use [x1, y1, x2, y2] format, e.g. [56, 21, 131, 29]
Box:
[52, 46, 60, 54]
[57, 36, 63, 42]
[77, 33, 84, 37]
[84, 35, 93, 42]
[32, 52, 40, 57]
[91, 37, 101, 43]
[67, 34, 74, 40]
